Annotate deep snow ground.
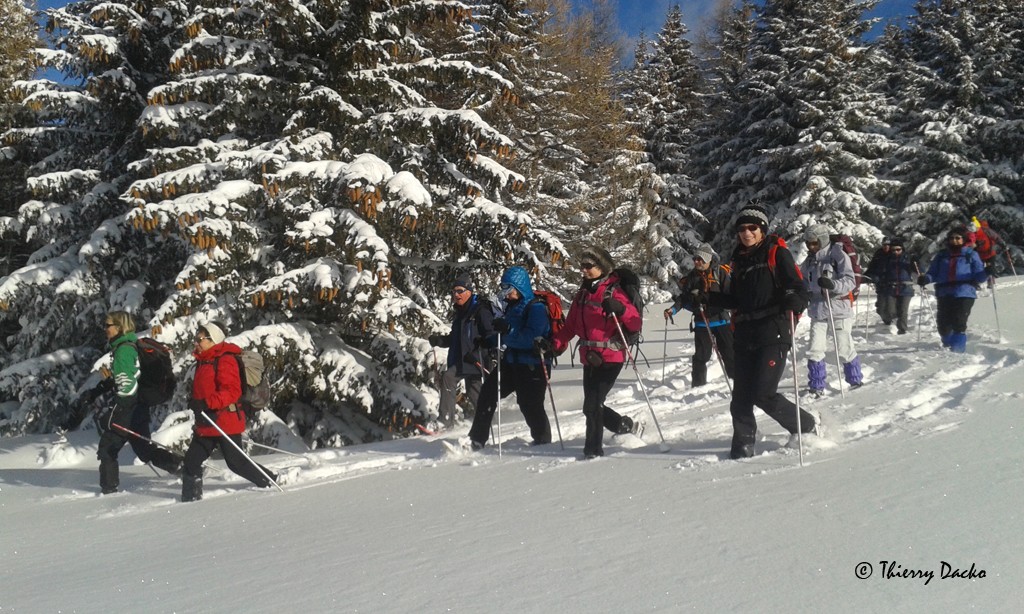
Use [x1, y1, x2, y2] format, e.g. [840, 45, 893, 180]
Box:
[2, 279, 1023, 613]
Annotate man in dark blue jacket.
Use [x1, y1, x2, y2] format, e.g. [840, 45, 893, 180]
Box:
[428, 275, 495, 428]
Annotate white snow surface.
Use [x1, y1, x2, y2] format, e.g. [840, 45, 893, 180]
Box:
[2, 280, 1023, 613]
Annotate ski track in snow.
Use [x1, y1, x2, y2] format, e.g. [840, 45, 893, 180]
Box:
[7, 280, 1024, 516]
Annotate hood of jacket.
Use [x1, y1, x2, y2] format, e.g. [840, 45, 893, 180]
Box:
[500, 266, 535, 302]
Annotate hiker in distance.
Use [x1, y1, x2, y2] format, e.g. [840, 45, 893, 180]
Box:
[536, 246, 642, 459]
[917, 226, 989, 353]
[700, 205, 820, 459]
[96, 311, 183, 494]
[664, 243, 735, 388]
[467, 266, 552, 450]
[870, 237, 917, 335]
[182, 321, 277, 501]
[865, 236, 892, 320]
[428, 274, 496, 428]
[800, 224, 863, 397]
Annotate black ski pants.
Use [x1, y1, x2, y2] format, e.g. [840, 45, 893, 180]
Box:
[97, 402, 182, 492]
[469, 362, 551, 446]
[692, 325, 735, 387]
[182, 433, 275, 488]
[730, 343, 815, 445]
[581, 363, 631, 457]
[935, 296, 975, 337]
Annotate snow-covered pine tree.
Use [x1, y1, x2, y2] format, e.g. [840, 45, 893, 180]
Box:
[694, 0, 894, 254]
[886, 0, 1024, 256]
[0, 0, 563, 444]
[620, 4, 707, 285]
[0, 0, 185, 433]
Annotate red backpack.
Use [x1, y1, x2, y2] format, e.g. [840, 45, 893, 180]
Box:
[829, 233, 863, 300]
[530, 289, 565, 338]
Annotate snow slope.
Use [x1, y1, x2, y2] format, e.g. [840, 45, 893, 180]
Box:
[2, 280, 1023, 613]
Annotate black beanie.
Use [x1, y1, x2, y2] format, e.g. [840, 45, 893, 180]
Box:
[452, 274, 474, 291]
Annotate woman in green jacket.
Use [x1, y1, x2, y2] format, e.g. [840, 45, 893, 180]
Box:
[96, 311, 182, 494]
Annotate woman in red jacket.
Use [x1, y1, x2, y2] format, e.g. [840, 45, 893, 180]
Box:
[181, 322, 276, 502]
[540, 245, 643, 459]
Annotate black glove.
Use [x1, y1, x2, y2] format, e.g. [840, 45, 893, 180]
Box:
[188, 398, 210, 419]
[533, 336, 553, 355]
[663, 308, 674, 320]
[462, 352, 480, 367]
[689, 289, 708, 308]
[917, 274, 928, 287]
[782, 291, 807, 314]
[817, 277, 835, 290]
[427, 333, 448, 347]
[601, 297, 626, 317]
[984, 263, 995, 276]
[492, 318, 510, 334]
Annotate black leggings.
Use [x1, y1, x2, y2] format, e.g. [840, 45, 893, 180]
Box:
[183, 433, 275, 488]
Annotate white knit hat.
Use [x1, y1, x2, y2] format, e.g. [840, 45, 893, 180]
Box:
[694, 243, 715, 263]
[203, 322, 226, 345]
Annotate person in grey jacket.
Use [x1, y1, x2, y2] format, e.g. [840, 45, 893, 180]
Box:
[800, 224, 863, 397]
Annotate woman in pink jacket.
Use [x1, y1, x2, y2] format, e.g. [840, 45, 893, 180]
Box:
[540, 246, 642, 459]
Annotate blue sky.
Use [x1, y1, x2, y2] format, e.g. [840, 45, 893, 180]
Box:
[613, 0, 919, 44]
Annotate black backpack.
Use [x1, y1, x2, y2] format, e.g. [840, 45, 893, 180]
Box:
[605, 267, 645, 346]
[135, 338, 175, 406]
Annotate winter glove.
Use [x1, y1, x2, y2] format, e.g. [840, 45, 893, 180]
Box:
[781, 291, 807, 315]
[533, 336, 554, 356]
[601, 297, 626, 317]
[689, 288, 708, 309]
[663, 308, 673, 320]
[917, 274, 928, 287]
[188, 398, 210, 421]
[817, 277, 836, 290]
[984, 263, 995, 276]
[427, 333, 448, 347]
[462, 352, 481, 367]
[492, 318, 510, 334]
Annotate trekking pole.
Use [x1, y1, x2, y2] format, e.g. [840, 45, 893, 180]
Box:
[1006, 249, 1018, 277]
[661, 313, 672, 383]
[698, 309, 732, 394]
[537, 351, 564, 450]
[199, 412, 283, 492]
[496, 333, 502, 458]
[243, 438, 311, 460]
[788, 311, 805, 467]
[991, 283, 1002, 341]
[610, 313, 666, 447]
[110, 423, 184, 477]
[821, 285, 846, 399]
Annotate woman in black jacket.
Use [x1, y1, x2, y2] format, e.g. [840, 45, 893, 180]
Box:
[706, 205, 820, 459]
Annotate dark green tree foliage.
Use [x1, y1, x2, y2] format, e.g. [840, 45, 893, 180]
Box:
[887, 0, 1024, 250]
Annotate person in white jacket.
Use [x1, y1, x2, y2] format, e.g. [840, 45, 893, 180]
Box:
[800, 224, 863, 397]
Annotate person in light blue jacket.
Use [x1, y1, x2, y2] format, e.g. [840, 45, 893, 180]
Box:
[918, 225, 989, 352]
[800, 224, 862, 396]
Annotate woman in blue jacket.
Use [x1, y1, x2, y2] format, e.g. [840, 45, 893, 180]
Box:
[467, 266, 552, 449]
[918, 226, 989, 352]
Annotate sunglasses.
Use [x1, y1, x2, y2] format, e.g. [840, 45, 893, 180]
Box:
[195, 335, 211, 343]
[500, 283, 515, 295]
[949, 235, 964, 241]
[103, 322, 115, 328]
[892, 247, 903, 252]
[580, 261, 598, 270]
[736, 224, 761, 234]
[452, 287, 470, 295]
[804, 240, 820, 247]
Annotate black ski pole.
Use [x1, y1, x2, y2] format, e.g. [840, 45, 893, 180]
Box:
[537, 349, 564, 450]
